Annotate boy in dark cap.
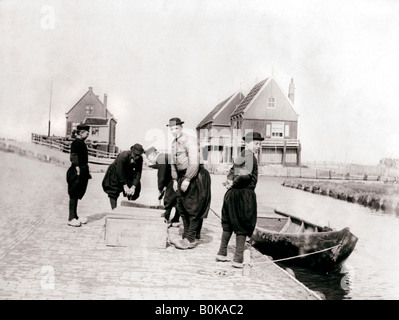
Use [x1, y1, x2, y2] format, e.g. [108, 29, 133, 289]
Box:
[66, 124, 91, 227]
[216, 131, 264, 267]
[102, 143, 145, 209]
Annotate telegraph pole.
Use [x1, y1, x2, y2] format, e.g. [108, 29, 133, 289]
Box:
[48, 79, 53, 137]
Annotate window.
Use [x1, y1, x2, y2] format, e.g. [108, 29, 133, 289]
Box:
[72, 122, 80, 131]
[266, 124, 271, 137]
[233, 120, 242, 129]
[267, 97, 275, 109]
[285, 124, 290, 137]
[91, 127, 99, 135]
[271, 122, 284, 138]
[85, 104, 94, 114]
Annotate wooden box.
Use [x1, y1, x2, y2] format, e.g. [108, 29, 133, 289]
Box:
[104, 205, 167, 248]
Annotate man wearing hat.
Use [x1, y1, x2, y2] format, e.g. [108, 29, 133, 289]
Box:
[145, 146, 180, 226]
[216, 131, 264, 267]
[167, 117, 211, 250]
[66, 124, 91, 227]
[102, 143, 145, 209]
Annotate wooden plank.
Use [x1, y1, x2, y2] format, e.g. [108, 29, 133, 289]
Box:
[280, 217, 292, 233]
[121, 200, 164, 210]
[112, 205, 163, 218]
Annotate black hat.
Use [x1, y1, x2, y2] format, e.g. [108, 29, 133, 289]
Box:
[242, 131, 264, 142]
[167, 117, 184, 127]
[130, 143, 144, 155]
[145, 146, 157, 157]
[77, 124, 90, 131]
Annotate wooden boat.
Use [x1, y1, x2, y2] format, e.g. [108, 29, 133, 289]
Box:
[251, 207, 358, 273]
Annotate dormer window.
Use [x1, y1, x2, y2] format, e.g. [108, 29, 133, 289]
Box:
[267, 97, 275, 109]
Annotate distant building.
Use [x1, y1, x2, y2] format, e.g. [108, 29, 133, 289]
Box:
[197, 77, 301, 166]
[196, 92, 245, 163]
[65, 87, 117, 153]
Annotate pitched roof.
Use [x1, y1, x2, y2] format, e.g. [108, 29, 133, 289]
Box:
[66, 88, 113, 117]
[230, 78, 268, 117]
[196, 94, 233, 129]
[83, 117, 109, 126]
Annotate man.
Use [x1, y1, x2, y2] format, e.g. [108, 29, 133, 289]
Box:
[216, 131, 264, 268]
[145, 146, 180, 226]
[66, 124, 91, 227]
[167, 117, 211, 249]
[102, 143, 144, 209]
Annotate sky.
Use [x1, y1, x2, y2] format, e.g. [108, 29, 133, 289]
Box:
[1, 0, 399, 165]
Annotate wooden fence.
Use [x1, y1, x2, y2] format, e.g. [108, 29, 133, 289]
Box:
[31, 133, 118, 160]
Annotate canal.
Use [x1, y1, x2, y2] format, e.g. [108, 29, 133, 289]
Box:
[252, 176, 399, 300]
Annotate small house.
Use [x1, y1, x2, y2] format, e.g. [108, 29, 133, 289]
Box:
[230, 77, 301, 166]
[196, 77, 301, 166]
[65, 87, 117, 153]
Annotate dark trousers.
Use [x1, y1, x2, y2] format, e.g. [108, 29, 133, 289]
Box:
[69, 198, 78, 221]
[180, 214, 203, 240]
[163, 180, 180, 223]
[217, 231, 246, 263]
[175, 166, 211, 242]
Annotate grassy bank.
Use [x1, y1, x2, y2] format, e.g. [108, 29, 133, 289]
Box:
[282, 179, 399, 215]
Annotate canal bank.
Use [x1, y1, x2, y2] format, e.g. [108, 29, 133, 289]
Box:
[0, 141, 321, 300]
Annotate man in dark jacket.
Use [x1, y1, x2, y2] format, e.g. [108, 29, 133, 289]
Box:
[145, 147, 180, 226]
[66, 124, 91, 227]
[102, 143, 144, 209]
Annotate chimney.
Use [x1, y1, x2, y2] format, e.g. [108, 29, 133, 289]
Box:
[89, 86, 93, 92]
[104, 93, 108, 118]
[288, 78, 295, 104]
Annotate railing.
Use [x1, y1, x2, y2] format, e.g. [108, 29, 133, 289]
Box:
[31, 133, 118, 159]
[199, 137, 300, 148]
[262, 139, 299, 147]
[31, 133, 70, 153]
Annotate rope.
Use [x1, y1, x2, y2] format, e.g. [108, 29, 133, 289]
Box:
[251, 244, 341, 265]
[208, 207, 342, 266]
[209, 207, 221, 221]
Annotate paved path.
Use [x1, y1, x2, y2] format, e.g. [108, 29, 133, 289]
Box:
[0, 145, 321, 300]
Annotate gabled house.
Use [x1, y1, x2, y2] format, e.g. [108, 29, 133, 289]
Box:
[196, 92, 245, 163]
[65, 87, 117, 153]
[230, 77, 301, 166]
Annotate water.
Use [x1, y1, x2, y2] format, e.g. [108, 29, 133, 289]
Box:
[254, 176, 399, 300]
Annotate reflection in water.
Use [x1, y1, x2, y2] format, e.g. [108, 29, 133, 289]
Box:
[278, 263, 355, 300]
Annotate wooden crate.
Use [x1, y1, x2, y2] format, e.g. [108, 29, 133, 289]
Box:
[104, 205, 167, 248]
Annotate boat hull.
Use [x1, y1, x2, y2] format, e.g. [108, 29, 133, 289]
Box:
[251, 214, 358, 273]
